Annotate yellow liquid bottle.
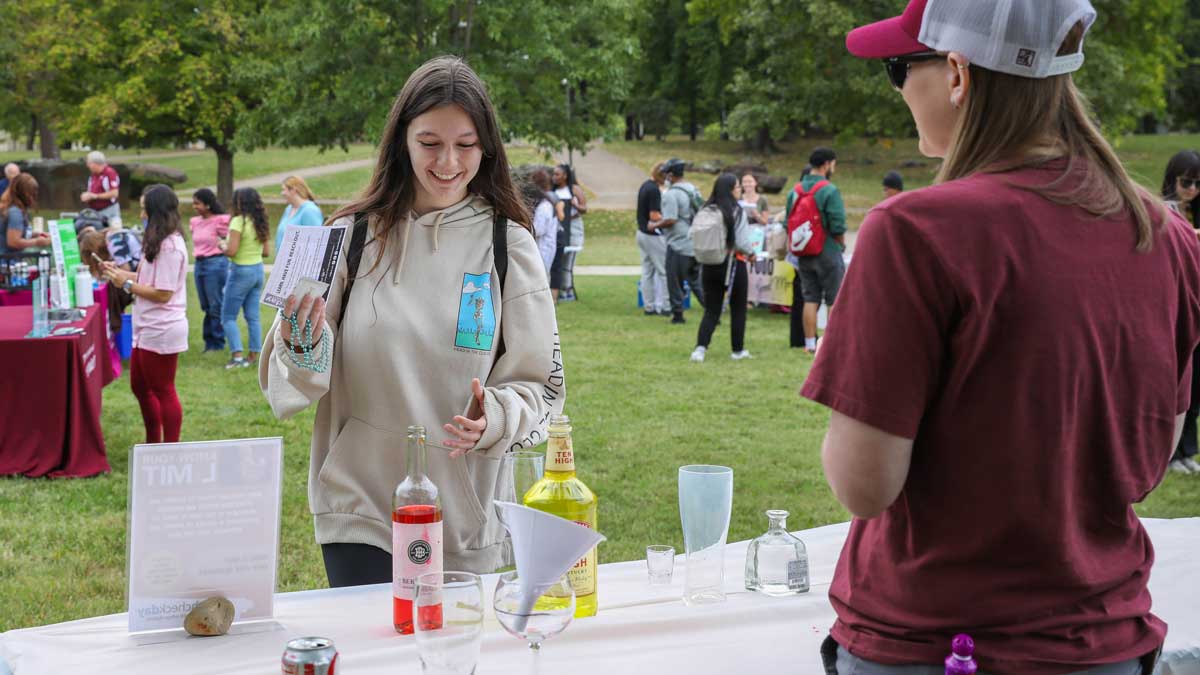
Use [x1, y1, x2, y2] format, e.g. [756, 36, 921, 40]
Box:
[522, 414, 598, 618]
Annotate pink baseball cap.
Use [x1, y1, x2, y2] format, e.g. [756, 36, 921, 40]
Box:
[846, 0, 932, 60]
[847, 0, 1097, 79]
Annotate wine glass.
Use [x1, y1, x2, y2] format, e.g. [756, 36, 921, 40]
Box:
[494, 451, 545, 569]
[493, 570, 575, 656]
[414, 572, 484, 675]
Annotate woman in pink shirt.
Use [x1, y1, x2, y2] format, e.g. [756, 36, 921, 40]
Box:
[188, 188, 231, 352]
[100, 184, 190, 443]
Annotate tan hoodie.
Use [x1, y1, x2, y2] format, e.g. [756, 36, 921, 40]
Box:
[260, 195, 566, 573]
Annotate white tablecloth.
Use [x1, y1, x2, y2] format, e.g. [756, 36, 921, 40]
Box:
[3, 519, 1199, 674]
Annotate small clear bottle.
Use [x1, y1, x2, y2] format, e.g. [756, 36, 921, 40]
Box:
[744, 509, 809, 596]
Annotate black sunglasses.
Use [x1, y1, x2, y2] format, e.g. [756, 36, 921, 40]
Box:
[1179, 178, 1199, 190]
[883, 52, 945, 90]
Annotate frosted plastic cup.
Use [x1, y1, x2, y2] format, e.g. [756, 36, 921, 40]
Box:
[678, 465, 733, 605]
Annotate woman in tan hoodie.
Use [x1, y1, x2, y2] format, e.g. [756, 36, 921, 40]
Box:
[260, 57, 565, 587]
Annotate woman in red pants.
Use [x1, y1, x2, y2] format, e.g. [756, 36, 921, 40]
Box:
[101, 184, 189, 443]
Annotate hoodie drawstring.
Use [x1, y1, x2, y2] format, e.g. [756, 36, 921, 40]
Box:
[392, 211, 448, 284]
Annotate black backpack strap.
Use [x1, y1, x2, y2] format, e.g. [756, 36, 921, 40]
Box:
[492, 210, 508, 362]
[337, 212, 368, 333]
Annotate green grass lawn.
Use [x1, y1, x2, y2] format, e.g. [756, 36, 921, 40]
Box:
[1, 273, 1197, 630]
[605, 133, 1200, 227]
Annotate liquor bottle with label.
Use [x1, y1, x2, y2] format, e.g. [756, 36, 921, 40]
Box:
[744, 509, 809, 596]
[393, 425, 443, 634]
[522, 414, 598, 618]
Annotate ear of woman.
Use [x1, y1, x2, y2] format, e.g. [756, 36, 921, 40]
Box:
[947, 52, 971, 110]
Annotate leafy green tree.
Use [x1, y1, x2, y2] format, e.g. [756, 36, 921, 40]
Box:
[67, 0, 274, 205]
[243, 0, 640, 162]
[681, 0, 1187, 147]
[0, 0, 106, 158]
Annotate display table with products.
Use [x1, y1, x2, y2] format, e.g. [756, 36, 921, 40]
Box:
[0, 300, 114, 478]
[2, 519, 1198, 674]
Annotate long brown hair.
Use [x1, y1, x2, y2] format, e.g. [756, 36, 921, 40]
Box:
[142, 184, 180, 263]
[333, 57, 530, 269]
[0, 174, 38, 215]
[232, 187, 270, 245]
[938, 24, 1164, 252]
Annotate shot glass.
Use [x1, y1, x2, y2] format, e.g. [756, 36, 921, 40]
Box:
[646, 545, 675, 585]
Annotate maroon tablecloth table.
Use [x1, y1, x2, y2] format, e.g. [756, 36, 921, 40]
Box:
[0, 302, 114, 477]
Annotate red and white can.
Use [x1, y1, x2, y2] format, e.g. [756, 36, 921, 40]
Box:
[281, 636, 338, 675]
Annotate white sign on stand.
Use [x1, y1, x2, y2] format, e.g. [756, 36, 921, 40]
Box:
[127, 438, 283, 635]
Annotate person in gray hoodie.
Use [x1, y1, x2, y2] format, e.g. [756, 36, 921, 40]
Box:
[260, 57, 565, 586]
[651, 158, 705, 323]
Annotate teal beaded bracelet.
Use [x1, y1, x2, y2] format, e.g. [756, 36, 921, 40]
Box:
[285, 313, 331, 373]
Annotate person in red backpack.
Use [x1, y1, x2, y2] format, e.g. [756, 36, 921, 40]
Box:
[787, 147, 847, 352]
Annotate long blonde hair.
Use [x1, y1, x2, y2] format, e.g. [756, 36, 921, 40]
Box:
[939, 24, 1164, 252]
[283, 175, 317, 203]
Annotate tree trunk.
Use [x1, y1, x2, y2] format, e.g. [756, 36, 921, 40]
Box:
[37, 116, 59, 159]
[688, 95, 697, 142]
[752, 124, 778, 154]
[26, 114, 36, 151]
[462, 0, 475, 56]
[213, 144, 235, 207]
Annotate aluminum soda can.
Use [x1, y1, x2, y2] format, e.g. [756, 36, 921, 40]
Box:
[281, 636, 338, 675]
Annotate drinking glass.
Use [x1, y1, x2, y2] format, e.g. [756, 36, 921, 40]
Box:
[493, 570, 575, 650]
[678, 465, 733, 605]
[495, 451, 546, 569]
[646, 545, 675, 585]
[414, 572, 484, 675]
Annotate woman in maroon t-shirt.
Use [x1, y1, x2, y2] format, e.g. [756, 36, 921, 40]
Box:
[804, 1, 1200, 674]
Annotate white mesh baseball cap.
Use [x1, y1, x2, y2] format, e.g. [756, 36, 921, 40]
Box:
[847, 0, 1097, 79]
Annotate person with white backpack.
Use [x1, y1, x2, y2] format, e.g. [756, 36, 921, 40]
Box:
[690, 173, 756, 362]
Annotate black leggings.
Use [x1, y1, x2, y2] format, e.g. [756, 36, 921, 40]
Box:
[697, 259, 748, 352]
[321, 542, 392, 588]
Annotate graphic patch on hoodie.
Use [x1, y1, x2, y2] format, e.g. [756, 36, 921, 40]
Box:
[455, 272, 496, 352]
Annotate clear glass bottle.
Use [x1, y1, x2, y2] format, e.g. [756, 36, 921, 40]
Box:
[744, 509, 809, 596]
[392, 425, 442, 634]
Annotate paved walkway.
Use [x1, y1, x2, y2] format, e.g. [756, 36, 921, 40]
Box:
[553, 144, 647, 211]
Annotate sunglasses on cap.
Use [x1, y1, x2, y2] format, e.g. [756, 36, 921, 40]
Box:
[884, 51, 945, 90]
[1179, 178, 1199, 190]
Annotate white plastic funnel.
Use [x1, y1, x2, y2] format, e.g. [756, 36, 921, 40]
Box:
[493, 501, 605, 630]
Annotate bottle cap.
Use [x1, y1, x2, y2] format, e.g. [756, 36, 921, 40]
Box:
[951, 634, 974, 657]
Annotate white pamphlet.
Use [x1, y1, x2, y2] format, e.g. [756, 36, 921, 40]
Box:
[261, 224, 347, 310]
[126, 438, 283, 634]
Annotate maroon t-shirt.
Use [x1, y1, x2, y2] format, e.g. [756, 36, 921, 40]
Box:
[88, 165, 120, 210]
[801, 161, 1200, 674]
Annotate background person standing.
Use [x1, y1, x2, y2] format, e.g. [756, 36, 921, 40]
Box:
[552, 163, 587, 301]
[80, 151, 121, 222]
[654, 158, 705, 323]
[222, 188, 272, 369]
[274, 175, 324, 254]
[789, 147, 847, 352]
[636, 162, 668, 315]
[1163, 149, 1200, 474]
[188, 188, 232, 353]
[100, 185, 189, 443]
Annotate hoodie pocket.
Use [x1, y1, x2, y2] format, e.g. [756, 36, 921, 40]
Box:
[426, 444, 489, 553]
[316, 416, 403, 523]
[317, 416, 490, 553]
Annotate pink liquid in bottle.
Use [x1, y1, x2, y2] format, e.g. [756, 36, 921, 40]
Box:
[945, 634, 977, 675]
